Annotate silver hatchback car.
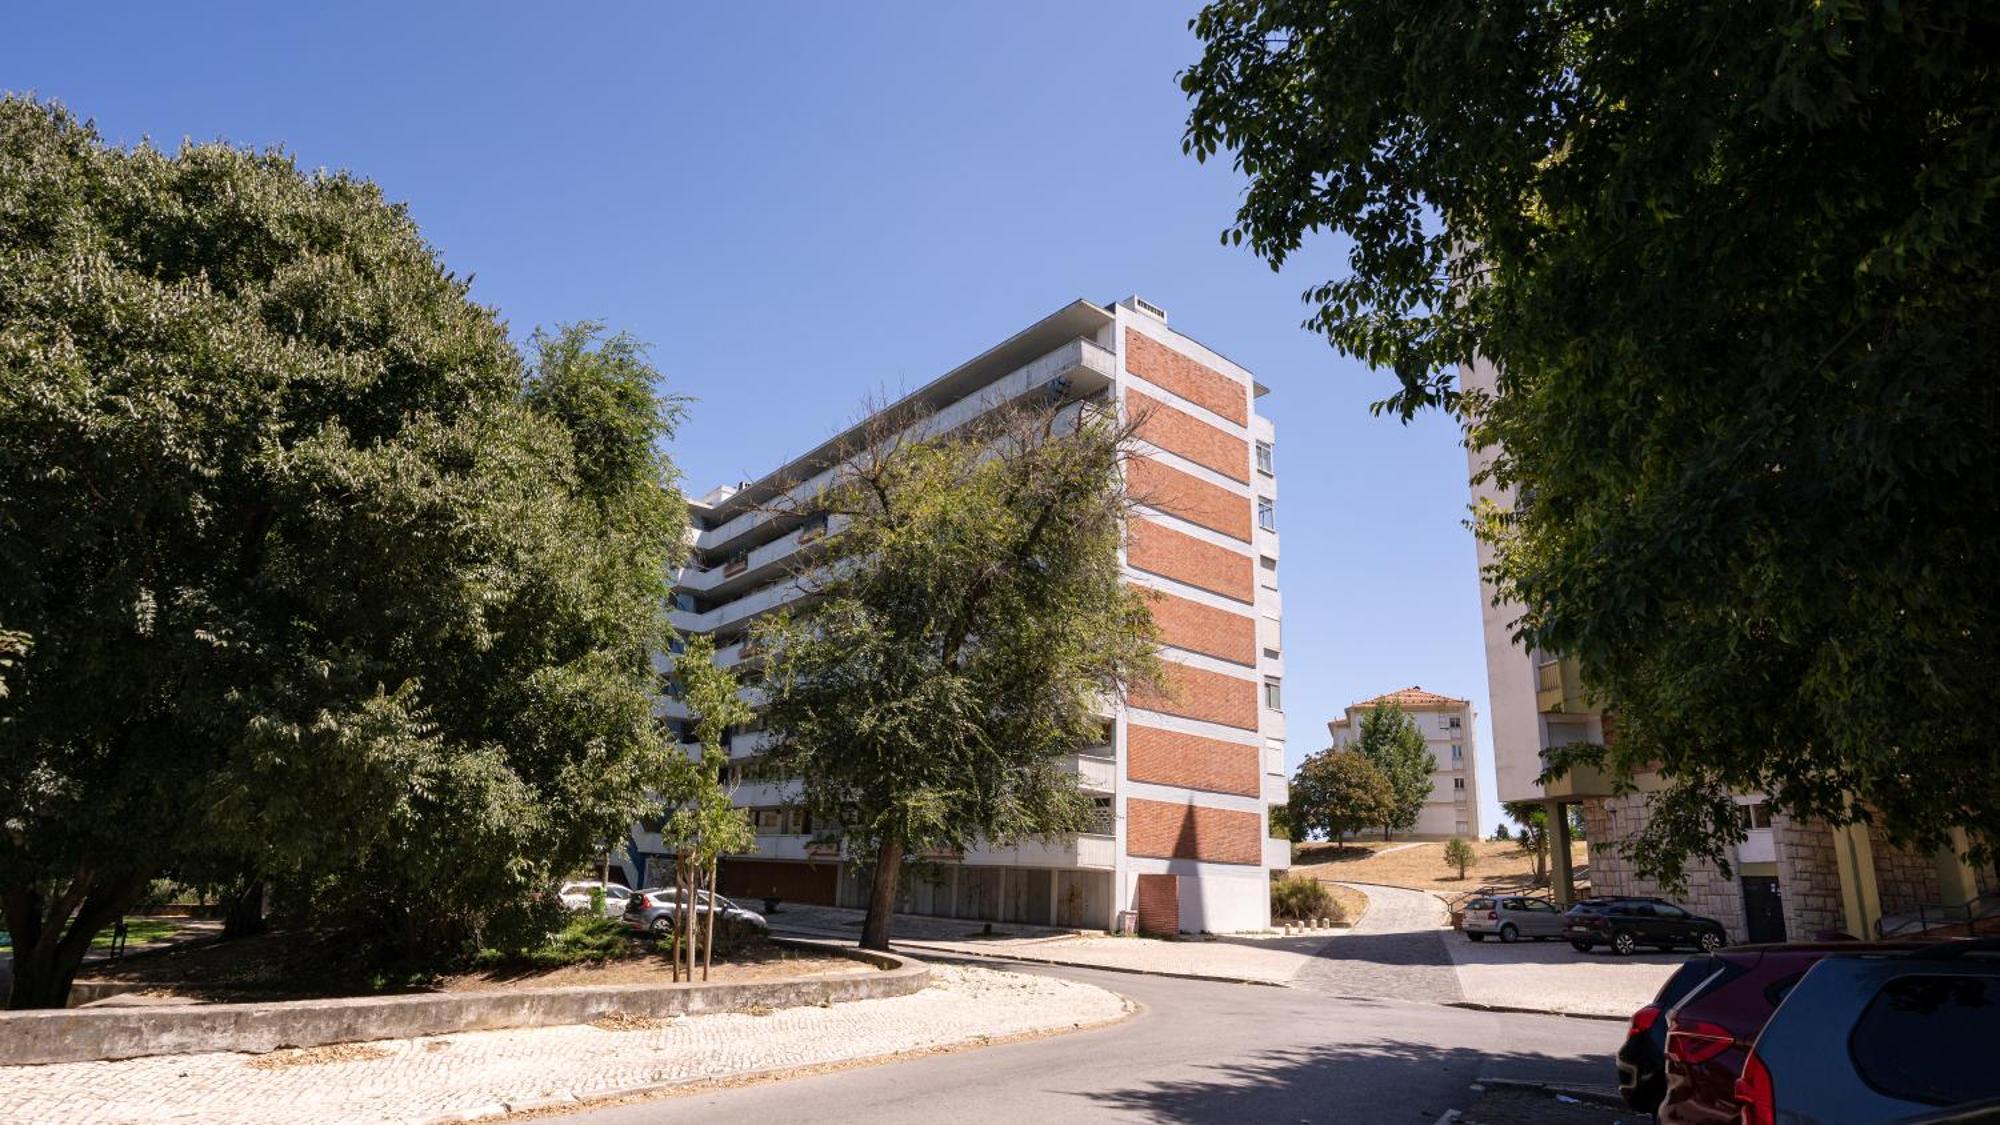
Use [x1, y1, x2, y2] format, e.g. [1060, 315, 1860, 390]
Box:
[1463, 895, 1566, 942]
[621, 887, 768, 936]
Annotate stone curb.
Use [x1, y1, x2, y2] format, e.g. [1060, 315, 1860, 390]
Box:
[1444, 1000, 1629, 1022]
[0, 938, 924, 1066]
[877, 937, 1294, 990]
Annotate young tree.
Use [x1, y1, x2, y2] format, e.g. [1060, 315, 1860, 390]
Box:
[0, 101, 686, 1006]
[1444, 837, 1475, 881]
[1351, 704, 1432, 840]
[1182, 3, 2000, 881]
[1503, 801, 1550, 885]
[1287, 749, 1391, 848]
[758, 402, 1160, 951]
[661, 633, 755, 982]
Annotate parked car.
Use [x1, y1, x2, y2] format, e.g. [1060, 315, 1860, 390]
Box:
[1656, 942, 1919, 1123]
[621, 887, 769, 936]
[1616, 954, 1731, 1114]
[1736, 940, 2000, 1123]
[1564, 896, 1727, 955]
[1463, 895, 1566, 942]
[558, 880, 633, 919]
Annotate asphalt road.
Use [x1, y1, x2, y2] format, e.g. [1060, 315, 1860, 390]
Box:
[567, 960, 1621, 1124]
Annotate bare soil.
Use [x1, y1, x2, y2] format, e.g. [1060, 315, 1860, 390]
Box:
[76, 929, 866, 1003]
[1291, 837, 1590, 897]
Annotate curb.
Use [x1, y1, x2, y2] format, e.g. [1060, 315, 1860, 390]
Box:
[885, 941, 1295, 990]
[1445, 1001, 1628, 1022]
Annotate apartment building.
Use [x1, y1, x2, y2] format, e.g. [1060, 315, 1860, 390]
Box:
[618, 297, 1290, 935]
[1462, 356, 1994, 941]
[1326, 687, 1481, 839]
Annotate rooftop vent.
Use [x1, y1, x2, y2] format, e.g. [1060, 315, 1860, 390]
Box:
[1116, 295, 1168, 324]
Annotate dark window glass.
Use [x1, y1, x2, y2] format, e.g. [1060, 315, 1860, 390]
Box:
[1851, 974, 2000, 1107]
[1654, 904, 1689, 919]
[1657, 957, 1723, 1007]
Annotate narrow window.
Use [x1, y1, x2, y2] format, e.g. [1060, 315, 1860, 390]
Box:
[1257, 497, 1276, 532]
[1255, 441, 1274, 475]
[1263, 676, 1282, 711]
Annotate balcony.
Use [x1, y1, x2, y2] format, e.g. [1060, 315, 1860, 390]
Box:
[1535, 655, 1588, 714]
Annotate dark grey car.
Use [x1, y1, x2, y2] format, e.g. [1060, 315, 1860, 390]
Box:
[1738, 941, 2000, 1123]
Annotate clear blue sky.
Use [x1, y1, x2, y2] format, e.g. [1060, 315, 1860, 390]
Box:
[6, 1, 1504, 832]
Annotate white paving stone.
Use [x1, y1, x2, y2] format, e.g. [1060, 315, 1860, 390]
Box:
[0, 965, 1129, 1125]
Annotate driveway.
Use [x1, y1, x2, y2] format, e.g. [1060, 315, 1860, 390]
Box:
[569, 962, 1622, 1123]
[1290, 881, 1464, 1004]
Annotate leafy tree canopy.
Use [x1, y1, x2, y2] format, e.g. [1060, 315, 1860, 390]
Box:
[1350, 704, 1432, 838]
[0, 99, 686, 1004]
[1183, 2, 2000, 880]
[758, 402, 1159, 949]
[1287, 748, 1391, 846]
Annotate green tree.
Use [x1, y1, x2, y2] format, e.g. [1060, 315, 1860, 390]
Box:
[660, 632, 755, 982]
[0, 100, 686, 1006]
[1443, 836, 1475, 881]
[1350, 704, 1432, 840]
[1287, 749, 1391, 847]
[1181, 2, 2000, 881]
[757, 403, 1160, 951]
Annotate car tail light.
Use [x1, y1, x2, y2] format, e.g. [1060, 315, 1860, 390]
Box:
[1665, 1020, 1736, 1065]
[1486, 911, 1499, 921]
[1626, 1005, 1660, 1038]
[1734, 1049, 1775, 1125]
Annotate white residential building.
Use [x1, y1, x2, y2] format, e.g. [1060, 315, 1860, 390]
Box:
[1326, 687, 1481, 839]
[619, 297, 1290, 935]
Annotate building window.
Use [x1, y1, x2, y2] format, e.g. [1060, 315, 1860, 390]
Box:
[1743, 802, 1773, 830]
[1257, 497, 1276, 532]
[1263, 676, 1282, 711]
[1451, 744, 1463, 763]
[1453, 777, 1466, 791]
[1447, 715, 1463, 730]
[673, 592, 697, 613]
[1255, 441, 1274, 475]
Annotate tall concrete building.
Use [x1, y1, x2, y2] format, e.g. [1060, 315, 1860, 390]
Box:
[1326, 687, 1481, 839]
[1462, 356, 1994, 942]
[622, 298, 1290, 934]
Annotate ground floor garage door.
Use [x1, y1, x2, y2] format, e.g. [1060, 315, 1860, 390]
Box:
[716, 858, 840, 906]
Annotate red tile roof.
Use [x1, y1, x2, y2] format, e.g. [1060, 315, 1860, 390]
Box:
[1347, 685, 1469, 710]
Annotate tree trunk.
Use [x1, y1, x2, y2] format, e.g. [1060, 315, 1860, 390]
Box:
[222, 880, 267, 941]
[859, 838, 904, 952]
[703, 858, 717, 982]
[4, 871, 145, 1009]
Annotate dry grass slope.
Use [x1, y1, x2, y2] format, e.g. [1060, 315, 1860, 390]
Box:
[1289, 837, 1589, 896]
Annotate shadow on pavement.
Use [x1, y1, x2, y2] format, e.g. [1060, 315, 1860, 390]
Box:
[1081, 1039, 1605, 1124]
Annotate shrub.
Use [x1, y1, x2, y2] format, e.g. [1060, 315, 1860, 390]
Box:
[1491, 823, 1511, 841]
[1270, 874, 1336, 921]
[1444, 836, 1476, 880]
[473, 908, 629, 969]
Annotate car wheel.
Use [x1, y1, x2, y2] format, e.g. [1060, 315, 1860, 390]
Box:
[1611, 930, 1636, 956]
[1570, 940, 1592, 953]
[1468, 932, 1486, 942]
[649, 915, 673, 935]
[1500, 923, 1519, 943]
[1699, 930, 1724, 952]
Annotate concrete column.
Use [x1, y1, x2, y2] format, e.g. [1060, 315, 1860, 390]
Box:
[1833, 821, 1883, 938]
[1935, 828, 1980, 910]
[1548, 799, 1575, 907]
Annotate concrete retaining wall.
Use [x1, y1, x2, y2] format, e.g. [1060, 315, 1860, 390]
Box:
[0, 940, 923, 1066]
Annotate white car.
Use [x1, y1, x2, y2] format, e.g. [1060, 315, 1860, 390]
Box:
[558, 880, 633, 918]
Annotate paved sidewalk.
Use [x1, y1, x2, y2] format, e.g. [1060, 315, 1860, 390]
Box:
[0, 965, 1129, 1125]
[1443, 927, 1681, 1017]
[1292, 882, 1465, 1005]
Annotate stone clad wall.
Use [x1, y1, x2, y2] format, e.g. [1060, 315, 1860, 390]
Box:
[1868, 823, 1942, 916]
[1773, 813, 1847, 938]
[1579, 794, 1749, 941]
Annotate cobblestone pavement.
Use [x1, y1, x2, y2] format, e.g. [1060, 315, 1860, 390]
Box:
[0, 965, 1128, 1125]
[1444, 923, 1682, 1017]
[1290, 882, 1467, 1005]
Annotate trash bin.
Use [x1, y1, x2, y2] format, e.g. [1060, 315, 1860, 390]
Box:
[1115, 909, 1138, 935]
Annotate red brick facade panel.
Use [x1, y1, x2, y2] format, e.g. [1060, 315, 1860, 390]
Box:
[1126, 388, 1250, 483]
[1127, 457, 1252, 542]
[1135, 585, 1256, 667]
[1126, 798, 1263, 865]
[1124, 329, 1249, 426]
[1126, 519, 1255, 604]
[1126, 723, 1262, 797]
[1128, 661, 1259, 731]
[1133, 872, 1180, 935]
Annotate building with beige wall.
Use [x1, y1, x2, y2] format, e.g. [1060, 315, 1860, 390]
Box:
[1326, 687, 1481, 839]
[623, 297, 1290, 935]
[1461, 355, 1994, 941]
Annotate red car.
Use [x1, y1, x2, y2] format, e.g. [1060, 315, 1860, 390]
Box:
[1658, 941, 1918, 1124]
